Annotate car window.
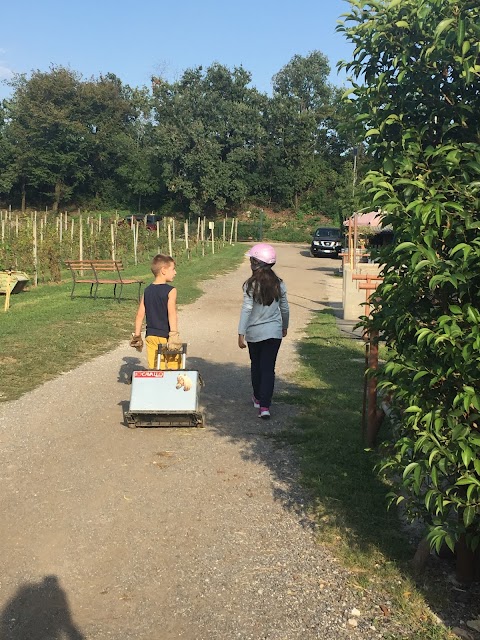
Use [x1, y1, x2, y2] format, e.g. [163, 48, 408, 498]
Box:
[314, 228, 341, 238]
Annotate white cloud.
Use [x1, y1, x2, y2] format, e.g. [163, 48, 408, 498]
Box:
[0, 65, 14, 80]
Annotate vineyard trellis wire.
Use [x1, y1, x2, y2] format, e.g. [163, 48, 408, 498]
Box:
[0, 209, 239, 285]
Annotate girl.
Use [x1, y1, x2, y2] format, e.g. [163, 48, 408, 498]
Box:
[238, 243, 290, 419]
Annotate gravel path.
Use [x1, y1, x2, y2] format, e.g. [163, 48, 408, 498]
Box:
[0, 244, 389, 639]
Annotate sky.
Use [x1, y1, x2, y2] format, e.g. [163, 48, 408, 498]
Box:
[0, 0, 355, 100]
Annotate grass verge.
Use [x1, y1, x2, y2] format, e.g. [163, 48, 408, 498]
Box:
[1, 243, 247, 402]
[279, 309, 456, 640]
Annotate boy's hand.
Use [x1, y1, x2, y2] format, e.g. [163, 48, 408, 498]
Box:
[238, 335, 247, 349]
[130, 333, 144, 352]
[167, 331, 182, 351]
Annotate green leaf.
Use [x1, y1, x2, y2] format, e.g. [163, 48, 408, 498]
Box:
[394, 241, 417, 253]
[457, 18, 466, 47]
[413, 370, 429, 382]
[449, 305, 462, 314]
[403, 462, 419, 479]
[461, 446, 473, 469]
[463, 506, 475, 528]
[435, 18, 454, 38]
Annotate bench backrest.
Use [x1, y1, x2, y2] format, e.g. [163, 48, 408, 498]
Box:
[65, 260, 124, 272]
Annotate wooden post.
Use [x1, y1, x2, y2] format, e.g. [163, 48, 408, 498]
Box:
[197, 217, 201, 243]
[223, 216, 226, 245]
[354, 275, 384, 446]
[133, 222, 138, 265]
[172, 218, 176, 243]
[235, 218, 238, 243]
[366, 329, 379, 447]
[353, 213, 358, 269]
[156, 221, 160, 254]
[15, 214, 19, 237]
[210, 221, 215, 255]
[348, 216, 353, 269]
[4, 270, 11, 312]
[230, 218, 235, 245]
[184, 221, 189, 254]
[110, 223, 115, 261]
[167, 223, 173, 257]
[79, 213, 83, 274]
[33, 211, 38, 286]
[1, 219, 4, 243]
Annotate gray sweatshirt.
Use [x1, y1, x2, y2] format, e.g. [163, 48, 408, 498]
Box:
[238, 281, 290, 342]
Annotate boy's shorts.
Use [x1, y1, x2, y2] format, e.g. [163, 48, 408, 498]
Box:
[145, 336, 182, 370]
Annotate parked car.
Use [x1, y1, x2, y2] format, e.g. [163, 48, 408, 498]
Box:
[310, 227, 343, 258]
[119, 214, 161, 231]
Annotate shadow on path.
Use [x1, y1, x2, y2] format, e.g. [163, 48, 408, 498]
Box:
[0, 576, 84, 640]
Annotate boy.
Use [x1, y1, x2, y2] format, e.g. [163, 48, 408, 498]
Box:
[130, 254, 182, 370]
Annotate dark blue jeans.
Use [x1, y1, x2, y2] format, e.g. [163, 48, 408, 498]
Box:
[247, 338, 282, 409]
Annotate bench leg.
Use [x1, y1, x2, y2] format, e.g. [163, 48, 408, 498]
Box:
[117, 284, 123, 302]
[70, 281, 76, 300]
[93, 282, 99, 300]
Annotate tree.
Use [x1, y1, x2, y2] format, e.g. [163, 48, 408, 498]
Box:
[80, 73, 152, 207]
[257, 51, 343, 211]
[151, 63, 265, 214]
[0, 100, 15, 196]
[339, 0, 480, 578]
[5, 67, 89, 211]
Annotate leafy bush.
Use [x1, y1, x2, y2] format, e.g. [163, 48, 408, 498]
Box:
[340, 0, 480, 570]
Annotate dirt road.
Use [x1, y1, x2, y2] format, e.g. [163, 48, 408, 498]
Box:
[0, 244, 379, 639]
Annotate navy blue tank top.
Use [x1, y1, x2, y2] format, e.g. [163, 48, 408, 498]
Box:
[144, 283, 174, 337]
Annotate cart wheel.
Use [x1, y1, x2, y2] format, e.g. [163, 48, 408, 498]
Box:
[125, 414, 137, 429]
[197, 413, 206, 428]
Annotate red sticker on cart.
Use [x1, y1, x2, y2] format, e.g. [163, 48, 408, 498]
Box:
[134, 371, 165, 378]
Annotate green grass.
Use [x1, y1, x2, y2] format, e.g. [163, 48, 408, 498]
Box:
[278, 309, 456, 640]
[0, 243, 247, 402]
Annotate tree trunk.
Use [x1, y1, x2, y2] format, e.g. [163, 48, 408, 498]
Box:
[21, 179, 26, 213]
[53, 180, 61, 213]
[455, 531, 480, 584]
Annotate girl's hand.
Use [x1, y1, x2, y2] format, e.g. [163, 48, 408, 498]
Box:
[238, 335, 247, 349]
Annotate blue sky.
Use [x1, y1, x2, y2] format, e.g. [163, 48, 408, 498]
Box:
[0, 0, 355, 100]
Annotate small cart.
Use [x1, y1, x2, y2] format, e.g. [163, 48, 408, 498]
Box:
[125, 344, 204, 428]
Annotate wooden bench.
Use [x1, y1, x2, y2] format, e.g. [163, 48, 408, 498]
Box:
[65, 260, 144, 302]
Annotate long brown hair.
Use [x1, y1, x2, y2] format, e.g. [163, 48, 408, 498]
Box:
[244, 260, 282, 306]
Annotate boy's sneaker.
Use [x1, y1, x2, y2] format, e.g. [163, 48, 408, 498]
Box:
[252, 396, 260, 409]
[258, 407, 270, 419]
